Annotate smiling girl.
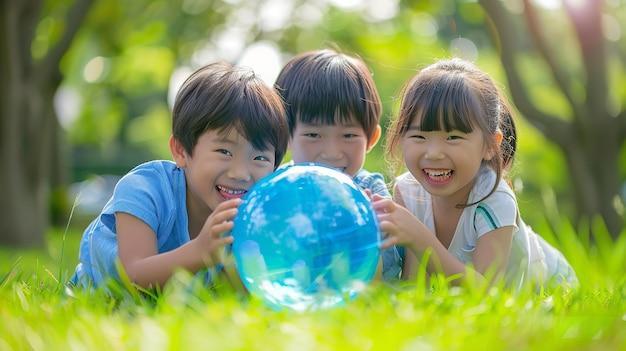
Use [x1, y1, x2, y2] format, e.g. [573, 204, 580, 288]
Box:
[372, 57, 577, 290]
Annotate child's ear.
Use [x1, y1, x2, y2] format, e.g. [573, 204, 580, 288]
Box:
[367, 125, 382, 152]
[170, 135, 188, 167]
[484, 131, 503, 161]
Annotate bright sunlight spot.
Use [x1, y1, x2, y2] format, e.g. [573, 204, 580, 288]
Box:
[294, 3, 324, 29]
[602, 14, 621, 42]
[411, 12, 439, 39]
[364, 0, 399, 22]
[54, 86, 81, 129]
[532, 0, 561, 9]
[450, 37, 479, 62]
[83, 56, 107, 83]
[258, 0, 293, 32]
[237, 41, 283, 86]
[328, 0, 362, 10]
[168, 66, 193, 109]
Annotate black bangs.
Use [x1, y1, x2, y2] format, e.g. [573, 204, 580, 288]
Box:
[220, 83, 288, 164]
[275, 49, 382, 140]
[416, 76, 476, 134]
[205, 77, 288, 167]
[290, 63, 365, 126]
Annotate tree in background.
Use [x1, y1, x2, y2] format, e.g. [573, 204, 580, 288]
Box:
[478, 0, 625, 237]
[0, 0, 95, 247]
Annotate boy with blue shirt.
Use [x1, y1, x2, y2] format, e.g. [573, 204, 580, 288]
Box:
[71, 62, 289, 290]
[274, 48, 403, 280]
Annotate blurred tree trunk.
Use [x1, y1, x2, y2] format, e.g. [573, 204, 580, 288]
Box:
[0, 0, 94, 247]
[479, 0, 625, 239]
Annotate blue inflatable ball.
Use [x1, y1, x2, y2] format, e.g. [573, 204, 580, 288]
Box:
[231, 163, 381, 312]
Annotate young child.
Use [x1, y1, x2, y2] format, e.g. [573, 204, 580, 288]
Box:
[274, 48, 403, 280]
[372, 57, 577, 290]
[71, 62, 289, 290]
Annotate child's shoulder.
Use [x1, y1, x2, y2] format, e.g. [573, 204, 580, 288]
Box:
[472, 167, 515, 197]
[111, 160, 185, 212]
[117, 160, 183, 192]
[123, 160, 179, 178]
[471, 169, 519, 216]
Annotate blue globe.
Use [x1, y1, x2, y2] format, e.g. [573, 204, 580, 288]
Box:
[231, 163, 381, 312]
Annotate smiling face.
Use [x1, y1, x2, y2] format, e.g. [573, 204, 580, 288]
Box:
[401, 124, 493, 205]
[385, 58, 514, 208]
[171, 128, 276, 219]
[289, 117, 379, 177]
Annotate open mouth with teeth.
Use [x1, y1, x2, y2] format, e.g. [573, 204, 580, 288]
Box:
[217, 185, 247, 199]
[423, 169, 453, 183]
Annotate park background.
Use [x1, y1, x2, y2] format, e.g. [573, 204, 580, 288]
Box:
[1, 0, 625, 350]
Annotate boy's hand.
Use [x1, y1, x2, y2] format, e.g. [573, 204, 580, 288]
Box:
[195, 198, 242, 267]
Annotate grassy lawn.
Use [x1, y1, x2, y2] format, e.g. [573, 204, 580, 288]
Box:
[1, 220, 625, 350]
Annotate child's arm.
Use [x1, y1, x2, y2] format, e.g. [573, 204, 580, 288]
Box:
[371, 192, 513, 287]
[472, 226, 515, 283]
[372, 193, 468, 283]
[116, 199, 239, 289]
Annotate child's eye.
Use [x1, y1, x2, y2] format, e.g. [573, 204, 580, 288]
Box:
[343, 134, 358, 139]
[447, 135, 464, 140]
[304, 133, 321, 138]
[217, 149, 232, 156]
[254, 155, 271, 162]
[407, 133, 424, 139]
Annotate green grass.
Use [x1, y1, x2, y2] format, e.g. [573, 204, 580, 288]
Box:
[1, 219, 625, 350]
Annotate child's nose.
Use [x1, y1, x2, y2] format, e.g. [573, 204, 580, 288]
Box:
[227, 161, 252, 182]
[321, 140, 343, 160]
[424, 141, 445, 160]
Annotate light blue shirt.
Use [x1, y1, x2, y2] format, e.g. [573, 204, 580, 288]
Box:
[71, 160, 191, 288]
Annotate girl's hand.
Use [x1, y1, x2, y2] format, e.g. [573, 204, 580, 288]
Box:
[194, 198, 241, 266]
[370, 194, 428, 252]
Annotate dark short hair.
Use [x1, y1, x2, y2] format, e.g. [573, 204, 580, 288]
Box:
[172, 62, 288, 169]
[274, 49, 382, 143]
